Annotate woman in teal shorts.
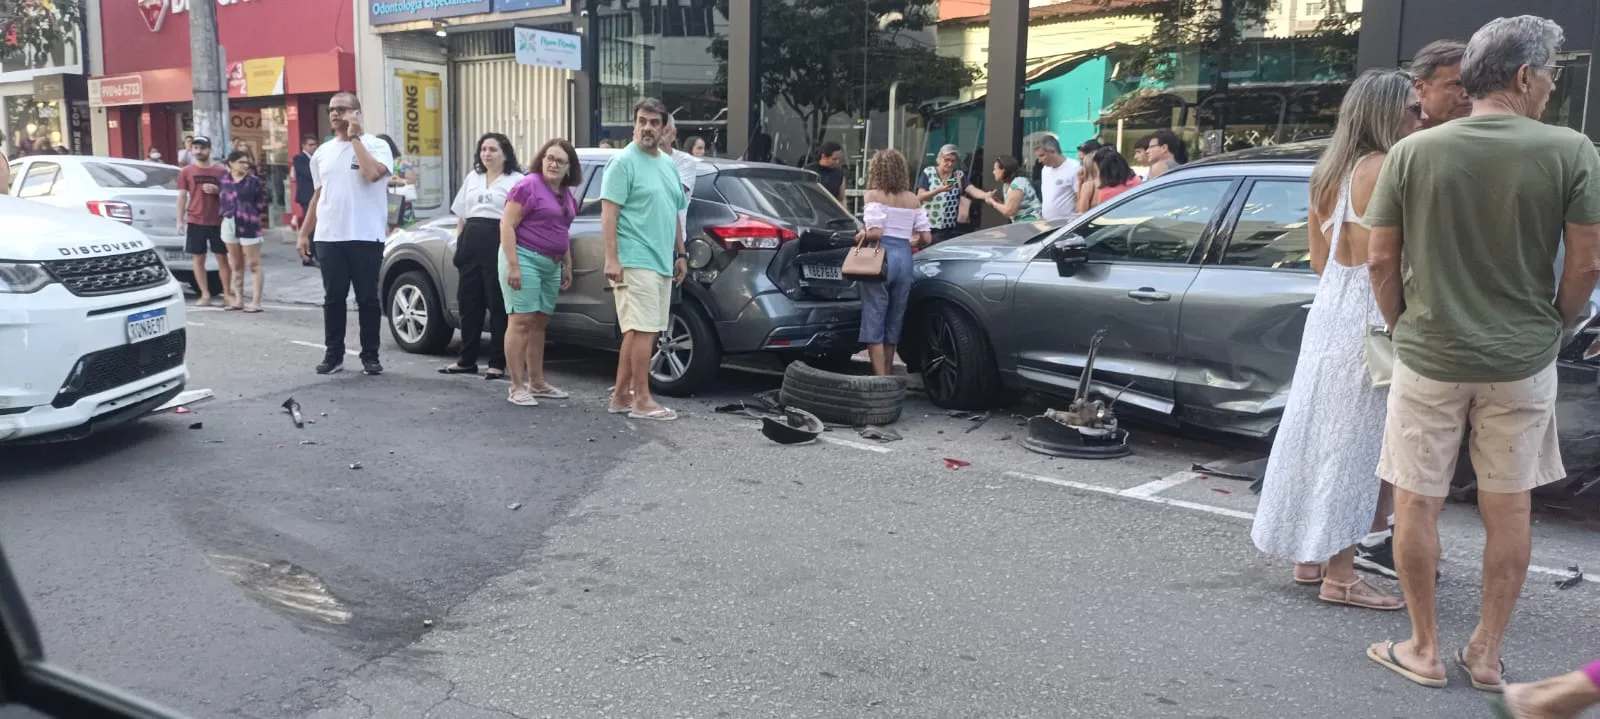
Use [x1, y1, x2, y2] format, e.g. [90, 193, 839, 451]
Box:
[498, 138, 583, 406]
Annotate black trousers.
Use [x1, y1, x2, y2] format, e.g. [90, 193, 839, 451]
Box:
[453, 218, 506, 370]
[316, 241, 383, 362]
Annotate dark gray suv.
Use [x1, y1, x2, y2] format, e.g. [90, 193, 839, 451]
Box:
[380, 149, 864, 395]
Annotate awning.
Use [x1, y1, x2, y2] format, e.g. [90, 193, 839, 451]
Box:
[88, 52, 356, 107]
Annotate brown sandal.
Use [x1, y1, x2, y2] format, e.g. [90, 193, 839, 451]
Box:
[1320, 576, 1405, 611]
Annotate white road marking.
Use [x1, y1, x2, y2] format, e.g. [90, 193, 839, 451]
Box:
[289, 340, 359, 357]
[819, 436, 893, 453]
[1120, 471, 1197, 498]
[186, 321, 205, 326]
[1003, 470, 1576, 577]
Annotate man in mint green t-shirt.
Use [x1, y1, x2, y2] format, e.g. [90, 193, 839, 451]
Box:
[1363, 15, 1600, 692]
[601, 97, 689, 422]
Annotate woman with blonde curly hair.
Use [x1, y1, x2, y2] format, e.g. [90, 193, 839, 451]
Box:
[856, 149, 932, 376]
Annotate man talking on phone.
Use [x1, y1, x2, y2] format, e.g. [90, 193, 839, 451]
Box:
[297, 92, 393, 376]
[601, 98, 688, 421]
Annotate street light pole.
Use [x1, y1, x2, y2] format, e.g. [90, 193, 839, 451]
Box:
[189, 0, 228, 150]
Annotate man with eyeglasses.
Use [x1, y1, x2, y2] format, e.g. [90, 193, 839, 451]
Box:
[296, 92, 393, 376]
[1363, 15, 1600, 691]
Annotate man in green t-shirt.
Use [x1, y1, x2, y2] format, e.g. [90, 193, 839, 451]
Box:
[601, 97, 689, 422]
[1363, 15, 1600, 691]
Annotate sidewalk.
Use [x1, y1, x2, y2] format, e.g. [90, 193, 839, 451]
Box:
[258, 228, 351, 307]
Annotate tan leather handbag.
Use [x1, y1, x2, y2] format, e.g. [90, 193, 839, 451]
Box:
[841, 235, 886, 282]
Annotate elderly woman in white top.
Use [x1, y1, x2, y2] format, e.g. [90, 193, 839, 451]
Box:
[440, 133, 525, 379]
[857, 149, 931, 377]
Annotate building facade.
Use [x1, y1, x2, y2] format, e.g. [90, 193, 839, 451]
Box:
[1, 8, 93, 157]
[88, 0, 359, 225]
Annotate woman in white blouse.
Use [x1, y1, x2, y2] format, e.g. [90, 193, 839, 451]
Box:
[857, 149, 931, 376]
[440, 133, 524, 379]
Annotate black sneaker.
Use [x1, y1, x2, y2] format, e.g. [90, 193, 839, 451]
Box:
[1354, 535, 1398, 580]
[316, 358, 344, 375]
[362, 359, 383, 376]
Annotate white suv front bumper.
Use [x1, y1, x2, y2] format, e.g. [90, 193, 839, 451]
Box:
[0, 278, 190, 443]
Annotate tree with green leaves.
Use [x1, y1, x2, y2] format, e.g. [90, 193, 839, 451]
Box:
[0, 0, 81, 65]
[710, 0, 979, 152]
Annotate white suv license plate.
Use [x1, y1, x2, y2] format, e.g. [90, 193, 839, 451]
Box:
[164, 249, 189, 262]
[802, 264, 843, 281]
[127, 308, 169, 344]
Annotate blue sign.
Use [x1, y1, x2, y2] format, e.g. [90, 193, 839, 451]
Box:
[369, 0, 493, 26]
[496, 0, 566, 10]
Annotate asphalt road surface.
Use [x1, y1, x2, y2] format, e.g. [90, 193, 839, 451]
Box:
[2, 264, 1598, 718]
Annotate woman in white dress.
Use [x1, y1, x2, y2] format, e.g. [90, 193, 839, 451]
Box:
[1250, 69, 1425, 610]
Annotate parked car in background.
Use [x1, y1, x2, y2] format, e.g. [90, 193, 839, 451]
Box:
[903, 141, 1600, 489]
[5, 155, 220, 293]
[0, 196, 189, 444]
[380, 149, 864, 395]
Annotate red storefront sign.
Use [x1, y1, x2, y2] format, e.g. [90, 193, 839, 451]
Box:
[90, 75, 145, 107]
[95, 0, 354, 101]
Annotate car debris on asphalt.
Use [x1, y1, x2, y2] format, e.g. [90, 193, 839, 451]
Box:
[943, 458, 971, 470]
[1021, 330, 1131, 460]
[1555, 565, 1584, 590]
[761, 408, 825, 445]
[508, 502, 523, 511]
[282, 397, 305, 428]
[188, 422, 203, 430]
[858, 426, 902, 442]
[349, 462, 362, 471]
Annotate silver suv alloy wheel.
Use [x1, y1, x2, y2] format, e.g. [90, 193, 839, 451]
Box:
[650, 314, 694, 383]
[391, 284, 430, 346]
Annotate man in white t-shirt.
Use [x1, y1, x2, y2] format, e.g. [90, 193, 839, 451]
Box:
[1035, 136, 1081, 222]
[662, 116, 698, 235]
[296, 91, 393, 376]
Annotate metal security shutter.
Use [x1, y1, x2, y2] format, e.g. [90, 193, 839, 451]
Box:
[452, 57, 573, 179]
[382, 33, 447, 64]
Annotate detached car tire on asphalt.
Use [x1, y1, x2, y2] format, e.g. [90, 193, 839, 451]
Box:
[779, 361, 905, 426]
[386, 270, 453, 354]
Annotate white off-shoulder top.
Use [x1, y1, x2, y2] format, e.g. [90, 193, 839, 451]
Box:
[863, 201, 931, 239]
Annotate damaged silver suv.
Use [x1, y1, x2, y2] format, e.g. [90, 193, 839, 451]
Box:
[380, 149, 863, 395]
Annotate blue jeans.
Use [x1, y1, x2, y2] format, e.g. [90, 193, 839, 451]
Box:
[858, 235, 913, 344]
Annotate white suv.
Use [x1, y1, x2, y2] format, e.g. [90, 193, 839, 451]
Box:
[0, 195, 189, 443]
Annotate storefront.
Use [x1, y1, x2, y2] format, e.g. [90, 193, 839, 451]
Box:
[0, 14, 91, 157]
[362, 0, 575, 218]
[89, 0, 356, 225]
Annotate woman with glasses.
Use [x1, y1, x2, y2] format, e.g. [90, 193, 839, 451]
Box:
[497, 139, 583, 405]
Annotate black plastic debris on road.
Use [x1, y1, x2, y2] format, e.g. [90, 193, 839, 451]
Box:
[1555, 565, 1584, 590]
[282, 397, 305, 428]
[349, 462, 363, 471]
[858, 426, 902, 442]
[188, 422, 203, 430]
[508, 502, 523, 511]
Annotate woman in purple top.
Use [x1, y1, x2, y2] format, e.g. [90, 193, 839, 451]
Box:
[497, 138, 583, 406]
[220, 150, 266, 312]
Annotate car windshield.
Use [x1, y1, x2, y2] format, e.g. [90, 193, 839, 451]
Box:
[82, 162, 179, 190]
[714, 173, 858, 230]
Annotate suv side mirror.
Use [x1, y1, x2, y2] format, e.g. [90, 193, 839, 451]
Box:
[1052, 234, 1088, 277]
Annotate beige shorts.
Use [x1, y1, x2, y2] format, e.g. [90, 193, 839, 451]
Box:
[1377, 360, 1564, 497]
[613, 267, 671, 333]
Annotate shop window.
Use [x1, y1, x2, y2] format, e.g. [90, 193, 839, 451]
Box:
[17, 162, 62, 199]
[1542, 54, 1590, 135]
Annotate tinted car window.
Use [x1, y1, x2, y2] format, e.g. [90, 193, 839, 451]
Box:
[1076, 180, 1230, 264]
[16, 163, 61, 199]
[579, 163, 605, 216]
[1220, 180, 1311, 270]
[714, 173, 857, 230]
[83, 162, 180, 190]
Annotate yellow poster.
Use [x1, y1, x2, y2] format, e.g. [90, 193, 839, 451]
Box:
[242, 57, 286, 97]
[394, 69, 444, 212]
